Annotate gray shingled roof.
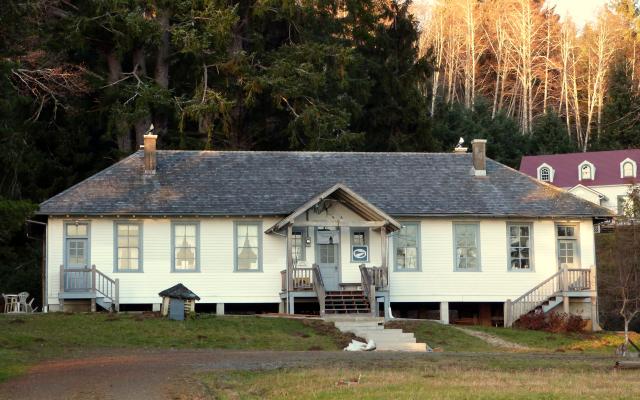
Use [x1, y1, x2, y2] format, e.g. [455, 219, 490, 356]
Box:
[38, 151, 613, 218]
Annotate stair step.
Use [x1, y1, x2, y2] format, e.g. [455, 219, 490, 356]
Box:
[375, 342, 427, 352]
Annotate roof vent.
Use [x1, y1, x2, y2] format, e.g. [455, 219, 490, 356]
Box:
[471, 139, 487, 176]
[143, 124, 157, 174]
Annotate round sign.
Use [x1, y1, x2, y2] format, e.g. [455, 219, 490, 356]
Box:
[353, 247, 367, 260]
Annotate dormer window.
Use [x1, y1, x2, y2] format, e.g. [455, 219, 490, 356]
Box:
[620, 158, 637, 178]
[578, 161, 595, 181]
[540, 167, 551, 182]
[536, 163, 554, 183]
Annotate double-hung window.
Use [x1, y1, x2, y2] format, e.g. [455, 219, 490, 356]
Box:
[172, 222, 199, 272]
[235, 222, 262, 271]
[508, 223, 532, 271]
[115, 222, 142, 272]
[454, 223, 480, 271]
[394, 223, 420, 271]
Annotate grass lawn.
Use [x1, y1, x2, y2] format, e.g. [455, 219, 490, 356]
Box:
[194, 355, 637, 399]
[385, 320, 496, 352]
[0, 313, 347, 382]
[467, 325, 636, 353]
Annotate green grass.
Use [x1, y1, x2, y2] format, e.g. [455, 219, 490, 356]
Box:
[385, 320, 498, 352]
[193, 355, 637, 399]
[467, 325, 633, 353]
[0, 313, 345, 382]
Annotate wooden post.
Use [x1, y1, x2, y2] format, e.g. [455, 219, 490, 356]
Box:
[440, 301, 450, 325]
[590, 265, 599, 331]
[380, 226, 387, 270]
[504, 299, 512, 327]
[59, 265, 64, 293]
[562, 265, 570, 313]
[286, 224, 293, 314]
[59, 265, 65, 312]
[114, 278, 120, 312]
[91, 265, 97, 293]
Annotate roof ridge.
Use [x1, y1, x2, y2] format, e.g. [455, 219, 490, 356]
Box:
[523, 148, 640, 158]
[154, 150, 470, 156]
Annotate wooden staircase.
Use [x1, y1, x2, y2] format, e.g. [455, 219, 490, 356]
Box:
[324, 291, 371, 314]
[504, 266, 594, 327]
[59, 265, 120, 312]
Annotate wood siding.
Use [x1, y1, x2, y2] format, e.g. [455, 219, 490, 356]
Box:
[47, 213, 596, 306]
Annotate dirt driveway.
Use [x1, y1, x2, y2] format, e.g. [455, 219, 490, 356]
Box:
[0, 349, 615, 400]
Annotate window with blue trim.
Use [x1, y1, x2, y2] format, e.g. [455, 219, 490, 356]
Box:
[236, 222, 261, 271]
[173, 223, 198, 271]
[116, 223, 141, 271]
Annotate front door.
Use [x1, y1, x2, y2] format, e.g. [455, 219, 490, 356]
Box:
[316, 229, 340, 291]
[65, 237, 90, 290]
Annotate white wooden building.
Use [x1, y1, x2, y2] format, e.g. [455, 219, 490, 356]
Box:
[38, 136, 612, 328]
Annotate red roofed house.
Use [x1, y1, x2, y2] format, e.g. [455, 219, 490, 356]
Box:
[520, 150, 640, 215]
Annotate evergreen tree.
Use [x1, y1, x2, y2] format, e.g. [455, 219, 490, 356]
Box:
[596, 58, 640, 150]
[530, 110, 578, 155]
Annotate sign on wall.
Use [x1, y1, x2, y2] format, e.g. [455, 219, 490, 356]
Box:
[351, 245, 369, 262]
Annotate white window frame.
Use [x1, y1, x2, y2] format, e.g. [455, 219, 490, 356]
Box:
[536, 163, 555, 183]
[620, 158, 637, 178]
[578, 160, 596, 181]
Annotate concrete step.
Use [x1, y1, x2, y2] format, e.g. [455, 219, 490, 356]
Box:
[376, 342, 428, 352]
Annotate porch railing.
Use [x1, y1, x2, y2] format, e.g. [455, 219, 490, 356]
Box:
[281, 268, 315, 291]
[359, 264, 378, 317]
[504, 267, 593, 327]
[59, 265, 119, 312]
[311, 264, 326, 315]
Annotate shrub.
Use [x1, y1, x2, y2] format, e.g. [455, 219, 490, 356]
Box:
[515, 311, 587, 333]
[515, 311, 546, 330]
[565, 314, 587, 333]
[546, 312, 566, 333]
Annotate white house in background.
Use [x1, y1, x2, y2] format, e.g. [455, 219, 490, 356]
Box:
[520, 150, 640, 215]
[37, 136, 612, 329]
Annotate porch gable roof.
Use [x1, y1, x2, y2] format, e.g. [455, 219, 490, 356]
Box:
[266, 183, 402, 234]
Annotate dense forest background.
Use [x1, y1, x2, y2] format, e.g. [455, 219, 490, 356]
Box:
[1, 0, 640, 302]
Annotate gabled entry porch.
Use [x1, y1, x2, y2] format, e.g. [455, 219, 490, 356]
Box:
[266, 183, 401, 318]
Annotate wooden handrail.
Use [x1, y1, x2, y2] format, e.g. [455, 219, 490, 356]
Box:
[359, 264, 377, 317]
[60, 265, 119, 312]
[311, 264, 326, 316]
[505, 267, 593, 327]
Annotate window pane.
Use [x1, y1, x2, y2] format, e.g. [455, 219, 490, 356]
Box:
[455, 224, 478, 270]
[396, 224, 419, 270]
[236, 223, 260, 270]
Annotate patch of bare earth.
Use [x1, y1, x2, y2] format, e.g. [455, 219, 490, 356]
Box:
[454, 326, 531, 351]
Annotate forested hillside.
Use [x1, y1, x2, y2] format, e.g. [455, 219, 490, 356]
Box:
[1, 0, 639, 299]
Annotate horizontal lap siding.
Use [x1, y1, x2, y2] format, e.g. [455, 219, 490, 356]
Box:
[48, 217, 284, 305]
[389, 219, 595, 303]
[46, 216, 596, 306]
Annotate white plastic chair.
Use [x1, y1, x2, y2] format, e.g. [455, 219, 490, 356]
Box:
[2, 294, 19, 313]
[17, 292, 29, 313]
